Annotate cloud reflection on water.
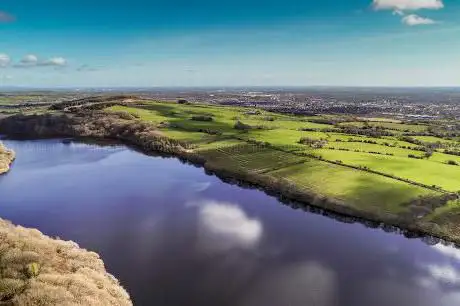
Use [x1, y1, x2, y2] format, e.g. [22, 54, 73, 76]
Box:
[432, 244, 460, 262]
[195, 200, 263, 253]
[241, 261, 338, 306]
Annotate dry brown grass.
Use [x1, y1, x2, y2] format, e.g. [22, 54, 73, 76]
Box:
[0, 218, 132, 305]
[0, 142, 15, 174]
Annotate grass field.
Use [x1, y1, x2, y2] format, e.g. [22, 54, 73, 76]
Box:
[105, 100, 460, 231]
[311, 149, 460, 191]
[268, 160, 437, 211]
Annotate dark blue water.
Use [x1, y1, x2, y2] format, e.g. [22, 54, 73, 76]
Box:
[1, 139, 460, 306]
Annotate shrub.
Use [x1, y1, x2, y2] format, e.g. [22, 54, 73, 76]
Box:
[111, 111, 136, 120]
[298, 137, 328, 148]
[191, 115, 213, 122]
[234, 120, 252, 131]
[177, 99, 189, 104]
[244, 110, 261, 115]
[447, 160, 459, 166]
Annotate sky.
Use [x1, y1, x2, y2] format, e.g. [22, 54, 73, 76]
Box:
[0, 0, 459, 87]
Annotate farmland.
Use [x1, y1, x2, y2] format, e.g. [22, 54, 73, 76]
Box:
[1, 96, 460, 242]
[105, 100, 460, 217]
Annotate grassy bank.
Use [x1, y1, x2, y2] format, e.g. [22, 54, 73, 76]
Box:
[1, 100, 460, 243]
[0, 218, 132, 305]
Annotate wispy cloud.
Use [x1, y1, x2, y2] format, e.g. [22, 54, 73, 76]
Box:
[0, 11, 15, 23]
[371, 0, 443, 26]
[13, 55, 67, 68]
[38, 57, 67, 67]
[76, 64, 100, 72]
[0, 54, 10, 67]
[20, 54, 38, 65]
[373, 0, 444, 11]
[402, 14, 436, 26]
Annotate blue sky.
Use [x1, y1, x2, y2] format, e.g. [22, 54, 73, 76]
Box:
[0, 0, 459, 87]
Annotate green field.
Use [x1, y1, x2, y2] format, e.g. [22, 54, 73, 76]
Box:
[105, 100, 460, 238]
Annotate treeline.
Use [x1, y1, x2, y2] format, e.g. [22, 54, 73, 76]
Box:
[299, 125, 396, 138]
[49, 95, 138, 113]
[327, 147, 394, 156]
[0, 111, 194, 155]
[50, 95, 136, 110]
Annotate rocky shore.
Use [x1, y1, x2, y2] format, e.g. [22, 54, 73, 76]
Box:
[0, 142, 15, 174]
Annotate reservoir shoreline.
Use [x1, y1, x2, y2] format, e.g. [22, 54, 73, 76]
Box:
[1, 111, 459, 245]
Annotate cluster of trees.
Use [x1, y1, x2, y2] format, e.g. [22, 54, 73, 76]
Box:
[0, 111, 195, 155]
[234, 120, 272, 131]
[408, 154, 423, 160]
[244, 110, 261, 115]
[50, 95, 136, 112]
[191, 115, 213, 122]
[196, 128, 222, 135]
[298, 137, 328, 148]
[177, 99, 190, 104]
[338, 126, 395, 138]
[444, 150, 460, 156]
[234, 120, 252, 131]
[406, 130, 460, 139]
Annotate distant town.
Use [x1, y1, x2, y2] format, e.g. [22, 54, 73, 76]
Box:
[1, 87, 460, 121]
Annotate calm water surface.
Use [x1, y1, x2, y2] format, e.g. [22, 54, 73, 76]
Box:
[1, 139, 460, 306]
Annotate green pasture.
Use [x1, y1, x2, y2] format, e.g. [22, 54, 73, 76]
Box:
[105, 101, 457, 209]
[313, 149, 460, 192]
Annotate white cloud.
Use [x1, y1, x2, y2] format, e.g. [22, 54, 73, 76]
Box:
[20, 54, 38, 65]
[0, 54, 10, 67]
[373, 0, 444, 11]
[372, 0, 442, 26]
[13, 55, 68, 68]
[39, 57, 67, 67]
[402, 14, 436, 25]
[197, 200, 262, 252]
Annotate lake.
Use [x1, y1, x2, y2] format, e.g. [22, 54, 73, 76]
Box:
[1, 139, 459, 306]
